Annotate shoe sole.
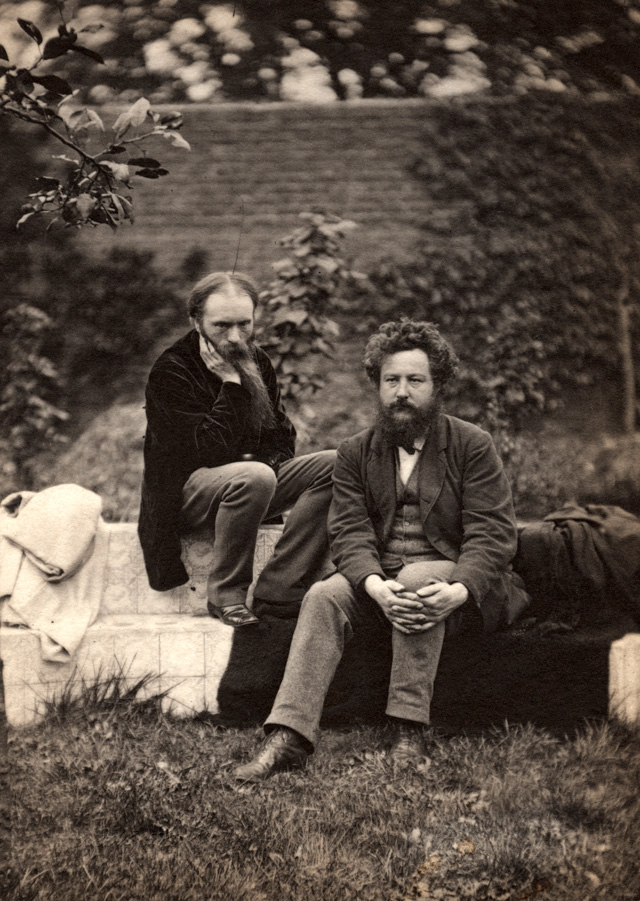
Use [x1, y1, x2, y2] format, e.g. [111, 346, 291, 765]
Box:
[234, 757, 307, 783]
[208, 607, 259, 627]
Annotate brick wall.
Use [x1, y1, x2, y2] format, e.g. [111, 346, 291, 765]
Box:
[77, 99, 436, 280]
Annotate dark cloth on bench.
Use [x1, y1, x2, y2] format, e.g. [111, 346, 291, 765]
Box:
[514, 504, 640, 628]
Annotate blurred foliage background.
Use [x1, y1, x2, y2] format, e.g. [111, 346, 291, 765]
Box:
[1, 0, 639, 521]
[2, 0, 640, 104]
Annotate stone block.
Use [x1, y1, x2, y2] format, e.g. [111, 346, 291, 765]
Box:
[160, 631, 206, 677]
[2, 681, 27, 729]
[100, 524, 140, 614]
[0, 626, 76, 685]
[204, 627, 234, 713]
[75, 631, 117, 680]
[112, 630, 161, 680]
[0, 628, 41, 685]
[609, 633, 640, 727]
[160, 676, 206, 717]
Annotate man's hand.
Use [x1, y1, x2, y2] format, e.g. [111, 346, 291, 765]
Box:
[198, 334, 241, 384]
[364, 574, 430, 634]
[415, 581, 469, 625]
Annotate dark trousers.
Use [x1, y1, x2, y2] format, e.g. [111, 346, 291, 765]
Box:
[265, 560, 459, 748]
[180, 450, 335, 613]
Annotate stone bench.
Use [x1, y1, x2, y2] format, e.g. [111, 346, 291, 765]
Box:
[609, 633, 640, 727]
[1, 522, 639, 731]
[0, 522, 283, 727]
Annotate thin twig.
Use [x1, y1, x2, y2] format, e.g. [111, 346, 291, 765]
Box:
[232, 194, 246, 274]
[1, 106, 97, 164]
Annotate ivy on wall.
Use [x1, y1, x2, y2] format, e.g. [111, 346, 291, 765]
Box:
[368, 95, 640, 438]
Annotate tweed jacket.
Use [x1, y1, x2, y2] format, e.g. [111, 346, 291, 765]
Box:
[328, 414, 529, 633]
[138, 329, 296, 591]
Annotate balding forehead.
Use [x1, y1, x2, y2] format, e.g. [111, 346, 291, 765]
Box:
[206, 284, 253, 306]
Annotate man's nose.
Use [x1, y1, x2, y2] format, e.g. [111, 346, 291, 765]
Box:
[226, 325, 241, 343]
[396, 379, 409, 397]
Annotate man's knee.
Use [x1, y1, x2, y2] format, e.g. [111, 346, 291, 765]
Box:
[189, 461, 277, 510]
[315, 448, 337, 471]
[301, 574, 354, 620]
[304, 448, 336, 482]
[396, 561, 456, 594]
[228, 461, 277, 498]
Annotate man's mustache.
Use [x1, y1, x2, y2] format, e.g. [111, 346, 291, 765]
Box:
[217, 339, 253, 361]
[389, 400, 415, 410]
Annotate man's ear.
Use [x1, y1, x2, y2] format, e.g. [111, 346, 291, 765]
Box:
[192, 318, 202, 335]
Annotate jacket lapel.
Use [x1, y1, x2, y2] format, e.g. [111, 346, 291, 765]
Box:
[418, 414, 448, 522]
[367, 429, 397, 532]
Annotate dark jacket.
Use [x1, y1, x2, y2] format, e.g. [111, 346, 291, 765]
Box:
[328, 414, 529, 632]
[515, 504, 640, 627]
[138, 329, 296, 591]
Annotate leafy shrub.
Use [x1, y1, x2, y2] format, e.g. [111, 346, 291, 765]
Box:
[37, 244, 185, 394]
[256, 210, 362, 403]
[16, 0, 640, 103]
[0, 304, 68, 485]
[0, 241, 185, 496]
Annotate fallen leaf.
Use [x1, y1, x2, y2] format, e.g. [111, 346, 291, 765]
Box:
[454, 839, 475, 855]
[415, 854, 441, 877]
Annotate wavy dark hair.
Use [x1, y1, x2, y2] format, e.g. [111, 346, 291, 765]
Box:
[364, 319, 459, 390]
[187, 271, 259, 322]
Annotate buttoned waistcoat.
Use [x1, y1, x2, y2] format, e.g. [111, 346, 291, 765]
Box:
[328, 414, 529, 633]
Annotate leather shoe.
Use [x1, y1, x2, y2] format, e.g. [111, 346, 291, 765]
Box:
[234, 727, 309, 782]
[209, 603, 259, 627]
[389, 719, 426, 765]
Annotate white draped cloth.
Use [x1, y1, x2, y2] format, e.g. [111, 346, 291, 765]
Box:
[0, 484, 109, 663]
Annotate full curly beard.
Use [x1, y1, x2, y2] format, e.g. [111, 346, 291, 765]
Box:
[376, 397, 441, 448]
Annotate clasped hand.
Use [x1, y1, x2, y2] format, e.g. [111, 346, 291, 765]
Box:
[198, 334, 241, 384]
[364, 574, 468, 635]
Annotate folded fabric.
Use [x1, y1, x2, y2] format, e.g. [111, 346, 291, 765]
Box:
[0, 484, 102, 581]
[0, 484, 107, 663]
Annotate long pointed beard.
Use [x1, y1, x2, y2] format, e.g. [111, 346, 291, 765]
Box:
[376, 397, 440, 447]
[218, 340, 276, 432]
[238, 357, 277, 432]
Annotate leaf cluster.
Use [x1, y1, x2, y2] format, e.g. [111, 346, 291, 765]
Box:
[256, 210, 363, 401]
[0, 8, 189, 230]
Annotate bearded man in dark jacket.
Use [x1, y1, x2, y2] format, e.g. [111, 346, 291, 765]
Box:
[234, 319, 530, 779]
[138, 271, 335, 628]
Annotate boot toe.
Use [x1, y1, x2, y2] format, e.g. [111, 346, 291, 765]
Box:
[233, 729, 308, 782]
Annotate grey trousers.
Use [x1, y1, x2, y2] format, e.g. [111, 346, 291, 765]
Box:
[265, 560, 458, 748]
[180, 450, 335, 612]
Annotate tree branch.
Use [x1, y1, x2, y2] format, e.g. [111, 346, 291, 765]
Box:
[0, 105, 97, 165]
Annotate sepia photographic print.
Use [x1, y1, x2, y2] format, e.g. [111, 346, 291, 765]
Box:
[1, 1, 639, 899]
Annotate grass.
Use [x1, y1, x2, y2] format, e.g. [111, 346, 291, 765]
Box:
[3, 679, 640, 901]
